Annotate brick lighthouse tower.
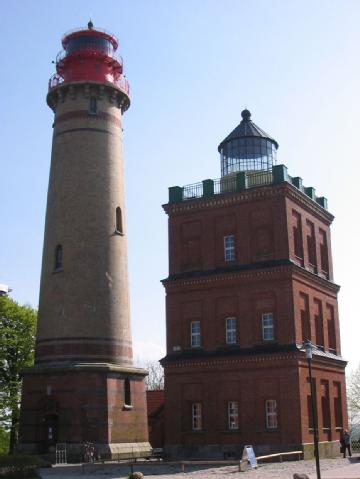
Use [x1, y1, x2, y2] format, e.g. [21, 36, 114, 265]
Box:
[162, 110, 347, 459]
[19, 22, 150, 458]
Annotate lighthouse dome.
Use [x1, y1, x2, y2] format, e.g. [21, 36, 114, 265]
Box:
[218, 110, 278, 177]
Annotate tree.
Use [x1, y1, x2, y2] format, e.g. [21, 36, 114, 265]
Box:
[145, 361, 164, 390]
[347, 364, 360, 436]
[0, 297, 37, 454]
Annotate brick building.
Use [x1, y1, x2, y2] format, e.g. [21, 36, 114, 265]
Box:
[18, 24, 150, 459]
[161, 110, 347, 459]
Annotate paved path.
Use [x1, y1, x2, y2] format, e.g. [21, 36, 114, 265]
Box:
[39, 455, 360, 479]
[309, 458, 360, 479]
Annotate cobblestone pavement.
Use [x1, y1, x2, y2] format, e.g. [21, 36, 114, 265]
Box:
[40, 455, 360, 479]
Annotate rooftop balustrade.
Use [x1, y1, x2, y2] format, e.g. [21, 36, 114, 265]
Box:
[168, 165, 328, 210]
[48, 73, 130, 96]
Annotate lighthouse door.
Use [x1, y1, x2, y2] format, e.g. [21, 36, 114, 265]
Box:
[43, 414, 58, 451]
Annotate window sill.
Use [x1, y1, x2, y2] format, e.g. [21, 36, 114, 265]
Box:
[52, 268, 63, 274]
[115, 230, 125, 236]
[123, 404, 133, 410]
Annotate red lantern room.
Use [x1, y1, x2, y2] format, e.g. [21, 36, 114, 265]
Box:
[49, 21, 129, 106]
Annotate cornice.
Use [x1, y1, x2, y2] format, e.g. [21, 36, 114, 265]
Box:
[21, 361, 147, 377]
[163, 182, 333, 225]
[163, 261, 339, 293]
[161, 351, 346, 370]
[47, 81, 129, 113]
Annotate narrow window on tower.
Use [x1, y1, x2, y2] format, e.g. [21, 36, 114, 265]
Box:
[191, 321, 201, 348]
[224, 235, 235, 261]
[54, 244, 63, 271]
[228, 401, 239, 430]
[262, 313, 274, 341]
[300, 292, 311, 342]
[225, 317, 237, 344]
[306, 220, 317, 272]
[319, 229, 329, 278]
[320, 380, 331, 432]
[292, 210, 304, 264]
[314, 298, 324, 349]
[89, 96, 97, 114]
[115, 207, 123, 235]
[192, 402, 202, 431]
[124, 378, 132, 407]
[326, 303, 337, 353]
[265, 399, 278, 429]
[333, 381, 343, 429]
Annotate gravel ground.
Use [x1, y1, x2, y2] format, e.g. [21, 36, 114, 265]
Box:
[39, 456, 359, 479]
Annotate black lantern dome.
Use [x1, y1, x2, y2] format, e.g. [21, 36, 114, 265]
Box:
[218, 110, 278, 177]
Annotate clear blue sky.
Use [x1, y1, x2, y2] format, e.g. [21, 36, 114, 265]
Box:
[1, 0, 359, 370]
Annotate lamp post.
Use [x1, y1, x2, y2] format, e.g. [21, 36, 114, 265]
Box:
[304, 339, 321, 479]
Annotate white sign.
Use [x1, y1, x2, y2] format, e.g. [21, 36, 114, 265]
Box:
[242, 445, 257, 469]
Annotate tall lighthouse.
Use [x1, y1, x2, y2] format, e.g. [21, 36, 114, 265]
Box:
[19, 22, 150, 458]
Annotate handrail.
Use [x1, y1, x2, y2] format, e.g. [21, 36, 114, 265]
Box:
[56, 48, 123, 67]
[48, 73, 130, 96]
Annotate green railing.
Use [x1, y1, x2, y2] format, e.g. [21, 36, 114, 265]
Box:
[168, 164, 328, 210]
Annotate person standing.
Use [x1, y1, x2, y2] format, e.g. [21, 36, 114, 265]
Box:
[341, 429, 352, 458]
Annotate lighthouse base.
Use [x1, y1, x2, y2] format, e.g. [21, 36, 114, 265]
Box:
[18, 362, 151, 460]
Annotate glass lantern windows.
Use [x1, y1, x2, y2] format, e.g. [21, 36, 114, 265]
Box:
[220, 138, 277, 176]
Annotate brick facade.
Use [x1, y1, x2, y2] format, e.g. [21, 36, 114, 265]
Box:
[162, 176, 347, 459]
[18, 26, 150, 459]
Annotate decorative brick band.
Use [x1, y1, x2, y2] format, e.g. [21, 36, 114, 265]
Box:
[35, 339, 132, 364]
[54, 110, 120, 127]
[54, 127, 115, 137]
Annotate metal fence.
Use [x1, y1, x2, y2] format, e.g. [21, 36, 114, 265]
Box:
[183, 182, 203, 200]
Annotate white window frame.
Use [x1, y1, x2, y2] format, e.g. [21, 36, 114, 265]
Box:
[265, 399, 278, 429]
[191, 321, 201, 348]
[192, 402, 202, 430]
[224, 235, 235, 262]
[226, 317, 237, 344]
[228, 401, 239, 430]
[262, 313, 274, 341]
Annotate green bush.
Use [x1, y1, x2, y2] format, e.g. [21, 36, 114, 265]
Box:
[0, 427, 9, 454]
[0, 454, 43, 478]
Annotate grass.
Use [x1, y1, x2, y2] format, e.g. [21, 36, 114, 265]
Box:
[0, 454, 46, 478]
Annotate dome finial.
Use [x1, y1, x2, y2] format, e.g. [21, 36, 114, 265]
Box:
[88, 19, 93, 29]
[241, 109, 251, 120]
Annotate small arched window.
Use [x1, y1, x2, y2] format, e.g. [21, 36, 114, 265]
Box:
[116, 207, 123, 234]
[89, 97, 97, 114]
[54, 244, 63, 271]
[124, 378, 131, 406]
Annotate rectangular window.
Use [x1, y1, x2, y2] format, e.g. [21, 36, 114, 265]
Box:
[192, 402, 202, 430]
[319, 229, 329, 276]
[226, 317, 237, 344]
[265, 399, 278, 429]
[224, 235, 235, 261]
[326, 304, 336, 352]
[300, 292, 311, 342]
[306, 220, 317, 269]
[333, 382, 343, 428]
[228, 401, 239, 430]
[89, 96, 97, 114]
[314, 299, 324, 348]
[320, 380, 330, 429]
[262, 313, 274, 341]
[292, 210, 304, 261]
[191, 321, 201, 348]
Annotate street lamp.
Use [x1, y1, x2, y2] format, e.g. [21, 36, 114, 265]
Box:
[303, 339, 321, 479]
